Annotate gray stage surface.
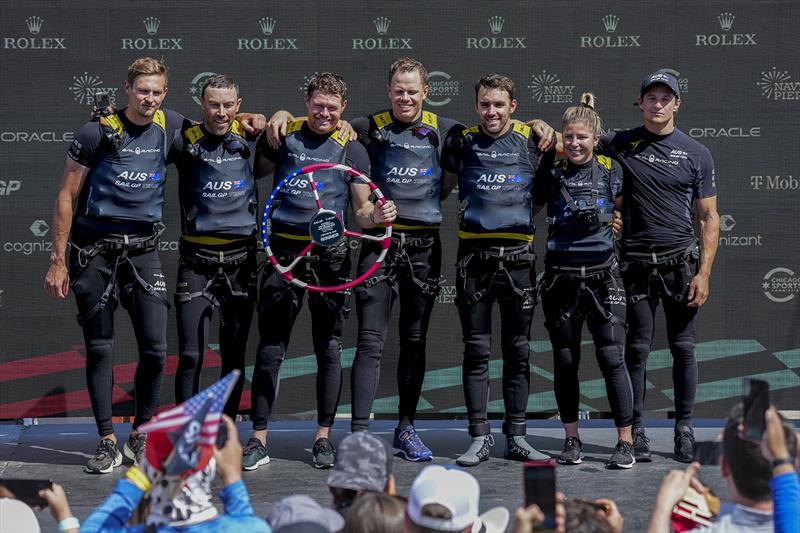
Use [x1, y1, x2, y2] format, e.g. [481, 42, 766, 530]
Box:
[1, 419, 738, 532]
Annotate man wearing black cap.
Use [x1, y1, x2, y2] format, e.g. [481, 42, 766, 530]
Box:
[596, 69, 719, 463]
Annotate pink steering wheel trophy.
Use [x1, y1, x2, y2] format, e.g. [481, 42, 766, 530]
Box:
[261, 162, 392, 293]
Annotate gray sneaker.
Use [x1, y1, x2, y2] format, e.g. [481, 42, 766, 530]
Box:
[557, 436, 584, 465]
[505, 435, 549, 461]
[85, 439, 123, 474]
[242, 438, 270, 471]
[456, 434, 493, 467]
[312, 437, 336, 469]
[123, 432, 147, 465]
[633, 425, 652, 462]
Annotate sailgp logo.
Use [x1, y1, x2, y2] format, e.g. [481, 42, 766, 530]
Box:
[352, 16, 412, 50]
[758, 68, 800, 100]
[121, 16, 183, 50]
[695, 12, 756, 46]
[528, 71, 574, 104]
[69, 72, 118, 107]
[466, 15, 526, 49]
[2, 15, 66, 49]
[237, 16, 299, 51]
[580, 14, 641, 48]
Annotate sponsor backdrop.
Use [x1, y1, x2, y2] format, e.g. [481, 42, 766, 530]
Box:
[1, 1, 798, 421]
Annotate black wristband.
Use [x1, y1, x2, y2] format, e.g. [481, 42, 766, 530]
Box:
[772, 457, 793, 469]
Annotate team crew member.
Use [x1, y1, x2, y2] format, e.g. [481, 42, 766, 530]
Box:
[442, 74, 554, 466]
[244, 73, 396, 470]
[346, 58, 463, 461]
[44, 58, 189, 474]
[535, 94, 635, 469]
[170, 75, 263, 419]
[598, 70, 719, 463]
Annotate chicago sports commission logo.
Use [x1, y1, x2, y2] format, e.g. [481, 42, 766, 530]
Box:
[425, 71, 460, 107]
[190, 72, 218, 105]
[762, 267, 800, 303]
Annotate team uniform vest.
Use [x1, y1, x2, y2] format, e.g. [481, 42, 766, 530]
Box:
[77, 110, 168, 224]
[368, 110, 442, 227]
[179, 120, 257, 238]
[545, 156, 617, 268]
[457, 123, 536, 241]
[270, 120, 349, 234]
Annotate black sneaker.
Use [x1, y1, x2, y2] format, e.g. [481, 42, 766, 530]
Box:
[607, 440, 636, 469]
[85, 438, 123, 474]
[242, 438, 270, 471]
[456, 435, 493, 467]
[312, 437, 336, 469]
[123, 432, 147, 465]
[632, 426, 652, 462]
[674, 426, 695, 463]
[557, 436, 584, 465]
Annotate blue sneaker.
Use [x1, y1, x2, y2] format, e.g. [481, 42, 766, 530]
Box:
[393, 425, 433, 461]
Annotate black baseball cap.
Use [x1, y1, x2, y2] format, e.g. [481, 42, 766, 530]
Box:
[640, 69, 680, 99]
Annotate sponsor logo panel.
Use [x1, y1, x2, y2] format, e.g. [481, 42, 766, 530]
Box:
[0, 180, 22, 196]
[579, 14, 641, 48]
[237, 16, 299, 51]
[750, 174, 799, 190]
[528, 71, 575, 104]
[718, 214, 762, 247]
[425, 71, 460, 107]
[466, 16, 526, 49]
[121, 17, 183, 50]
[695, 12, 756, 46]
[69, 72, 118, 107]
[352, 17, 412, 50]
[758, 68, 800, 100]
[762, 267, 800, 303]
[2, 15, 67, 50]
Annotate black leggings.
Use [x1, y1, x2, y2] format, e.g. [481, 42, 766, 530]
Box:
[69, 246, 168, 437]
[174, 246, 257, 418]
[541, 267, 633, 427]
[456, 241, 536, 437]
[251, 237, 350, 431]
[351, 232, 441, 431]
[622, 257, 699, 426]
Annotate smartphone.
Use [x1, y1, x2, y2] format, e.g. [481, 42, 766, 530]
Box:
[524, 459, 556, 529]
[743, 378, 770, 440]
[0, 478, 53, 508]
[215, 420, 228, 449]
[693, 441, 720, 465]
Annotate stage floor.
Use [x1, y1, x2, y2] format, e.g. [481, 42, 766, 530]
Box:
[1, 419, 735, 532]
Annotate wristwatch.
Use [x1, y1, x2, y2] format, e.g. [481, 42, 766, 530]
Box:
[771, 457, 794, 469]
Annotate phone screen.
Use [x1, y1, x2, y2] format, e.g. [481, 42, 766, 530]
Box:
[692, 441, 720, 465]
[524, 460, 556, 529]
[0, 478, 53, 508]
[743, 378, 770, 440]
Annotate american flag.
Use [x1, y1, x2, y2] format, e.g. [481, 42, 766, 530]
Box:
[138, 370, 239, 446]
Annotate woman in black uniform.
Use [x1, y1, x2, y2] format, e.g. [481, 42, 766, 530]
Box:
[535, 93, 635, 469]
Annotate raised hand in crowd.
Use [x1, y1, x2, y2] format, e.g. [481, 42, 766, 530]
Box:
[214, 414, 244, 486]
[39, 483, 79, 533]
[647, 462, 705, 533]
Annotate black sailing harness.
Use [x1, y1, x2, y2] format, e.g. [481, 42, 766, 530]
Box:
[551, 158, 614, 230]
[361, 231, 442, 297]
[457, 242, 536, 308]
[539, 254, 624, 330]
[174, 244, 255, 308]
[620, 242, 700, 304]
[71, 225, 168, 324]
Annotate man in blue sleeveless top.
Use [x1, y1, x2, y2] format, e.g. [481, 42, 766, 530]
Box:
[442, 74, 555, 466]
[45, 58, 189, 474]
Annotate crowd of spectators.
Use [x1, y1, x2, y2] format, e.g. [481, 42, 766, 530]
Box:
[1, 401, 797, 533]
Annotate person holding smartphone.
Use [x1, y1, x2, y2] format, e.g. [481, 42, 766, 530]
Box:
[535, 94, 634, 469]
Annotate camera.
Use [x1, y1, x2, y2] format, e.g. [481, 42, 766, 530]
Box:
[575, 201, 601, 231]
